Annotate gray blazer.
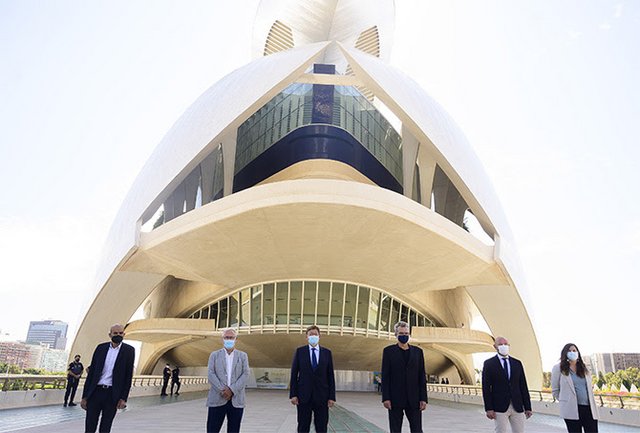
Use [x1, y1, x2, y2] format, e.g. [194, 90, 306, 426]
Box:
[551, 363, 599, 420]
[206, 348, 250, 408]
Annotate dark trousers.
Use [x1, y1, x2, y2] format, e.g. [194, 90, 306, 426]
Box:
[207, 400, 244, 433]
[64, 377, 79, 403]
[85, 387, 118, 433]
[388, 407, 422, 433]
[161, 376, 170, 395]
[564, 405, 598, 433]
[296, 400, 329, 433]
[171, 380, 181, 394]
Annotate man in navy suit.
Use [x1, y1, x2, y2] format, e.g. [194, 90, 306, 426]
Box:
[482, 336, 533, 433]
[81, 324, 135, 433]
[381, 321, 428, 433]
[289, 325, 336, 433]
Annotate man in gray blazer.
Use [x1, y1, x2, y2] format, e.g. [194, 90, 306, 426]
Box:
[206, 328, 250, 433]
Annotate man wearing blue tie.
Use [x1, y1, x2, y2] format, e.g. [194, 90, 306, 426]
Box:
[482, 336, 533, 433]
[289, 325, 336, 433]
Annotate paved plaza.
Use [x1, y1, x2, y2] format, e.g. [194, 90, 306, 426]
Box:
[3, 390, 640, 433]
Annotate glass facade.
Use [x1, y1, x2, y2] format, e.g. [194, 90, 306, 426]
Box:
[235, 83, 402, 184]
[186, 280, 436, 336]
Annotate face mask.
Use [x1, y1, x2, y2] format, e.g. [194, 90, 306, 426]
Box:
[397, 335, 409, 344]
[567, 351, 579, 361]
[111, 335, 123, 344]
[497, 344, 509, 356]
[308, 335, 320, 346]
[223, 339, 235, 349]
[75, 358, 80, 363]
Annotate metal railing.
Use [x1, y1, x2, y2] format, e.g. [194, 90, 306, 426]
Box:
[1, 375, 208, 392]
[427, 384, 640, 410]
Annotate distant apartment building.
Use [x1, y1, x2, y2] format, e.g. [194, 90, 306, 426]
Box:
[588, 353, 640, 375]
[0, 341, 34, 370]
[0, 341, 69, 372]
[26, 320, 68, 350]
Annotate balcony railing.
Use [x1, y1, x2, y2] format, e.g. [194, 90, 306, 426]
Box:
[1, 375, 208, 392]
[427, 384, 640, 410]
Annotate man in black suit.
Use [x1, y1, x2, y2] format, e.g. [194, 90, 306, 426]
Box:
[381, 321, 428, 433]
[289, 325, 336, 433]
[482, 336, 532, 433]
[161, 363, 171, 396]
[81, 324, 135, 433]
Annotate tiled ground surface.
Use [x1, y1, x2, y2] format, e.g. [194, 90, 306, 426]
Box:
[3, 389, 640, 433]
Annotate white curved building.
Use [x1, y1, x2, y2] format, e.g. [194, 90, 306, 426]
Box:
[72, 0, 542, 388]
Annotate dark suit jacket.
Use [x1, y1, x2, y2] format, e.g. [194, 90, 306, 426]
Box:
[482, 355, 532, 413]
[381, 344, 428, 408]
[289, 345, 336, 404]
[82, 342, 135, 403]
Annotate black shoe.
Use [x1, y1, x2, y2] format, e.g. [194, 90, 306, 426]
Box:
[175, 393, 179, 396]
[63, 402, 67, 407]
[68, 402, 77, 407]
[160, 393, 168, 396]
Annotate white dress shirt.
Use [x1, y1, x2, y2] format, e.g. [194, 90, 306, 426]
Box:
[98, 343, 121, 386]
[225, 350, 235, 386]
[309, 344, 320, 366]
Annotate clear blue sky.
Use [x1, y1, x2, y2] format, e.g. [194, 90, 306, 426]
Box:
[1, 1, 638, 371]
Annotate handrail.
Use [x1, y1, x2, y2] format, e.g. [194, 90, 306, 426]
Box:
[0, 375, 208, 392]
[427, 384, 640, 410]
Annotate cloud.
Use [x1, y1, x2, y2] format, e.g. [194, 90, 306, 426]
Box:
[599, 22, 612, 30]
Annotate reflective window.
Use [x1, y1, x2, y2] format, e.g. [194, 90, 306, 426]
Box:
[303, 281, 317, 324]
[330, 283, 345, 326]
[289, 281, 302, 325]
[368, 289, 379, 331]
[276, 282, 288, 325]
[316, 282, 330, 326]
[229, 293, 239, 327]
[218, 298, 228, 329]
[186, 280, 438, 334]
[344, 284, 358, 328]
[251, 286, 262, 326]
[263, 283, 274, 325]
[379, 295, 391, 332]
[240, 288, 250, 327]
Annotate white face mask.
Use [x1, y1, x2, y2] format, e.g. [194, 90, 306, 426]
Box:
[497, 344, 510, 356]
[567, 351, 579, 361]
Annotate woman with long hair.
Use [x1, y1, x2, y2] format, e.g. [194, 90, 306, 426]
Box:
[551, 343, 599, 432]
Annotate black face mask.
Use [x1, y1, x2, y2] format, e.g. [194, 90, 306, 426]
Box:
[397, 335, 409, 344]
[75, 358, 81, 363]
[111, 335, 123, 344]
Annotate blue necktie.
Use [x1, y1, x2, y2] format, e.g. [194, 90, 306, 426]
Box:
[311, 347, 318, 371]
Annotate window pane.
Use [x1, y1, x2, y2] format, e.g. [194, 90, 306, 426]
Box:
[263, 283, 275, 325]
[390, 300, 400, 329]
[289, 281, 302, 325]
[229, 293, 239, 326]
[276, 282, 288, 325]
[316, 282, 330, 326]
[400, 304, 408, 324]
[239, 288, 250, 327]
[355, 286, 368, 329]
[218, 298, 228, 328]
[211, 303, 219, 328]
[368, 289, 380, 330]
[418, 315, 424, 327]
[330, 283, 344, 326]
[409, 309, 417, 328]
[344, 284, 357, 328]
[251, 286, 262, 326]
[303, 281, 316, 324]
[194, 310, 201, 319]
[201, 306, 209, 320]
[379, 294, 391, 332]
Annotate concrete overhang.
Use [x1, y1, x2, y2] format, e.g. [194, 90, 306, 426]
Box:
[122, 178, 508, 295]
[125, 318, 494, 375]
